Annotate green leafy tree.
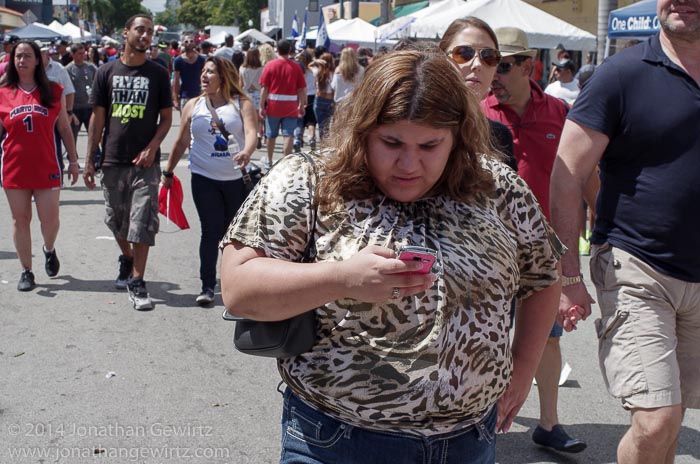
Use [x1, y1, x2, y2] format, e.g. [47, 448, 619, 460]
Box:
[177, 0, 210, 29]
[209, 0, 236, 26]
[79, 0, 148, 35]
[154, 9, 179, 30]
[79, 0, 115, 34]
[231, 0, 266, 30]
[176, 0, 266, 30]
[111, 0, 150, 31]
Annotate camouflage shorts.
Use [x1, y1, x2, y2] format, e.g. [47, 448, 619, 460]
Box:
[101, 164, 160, 246]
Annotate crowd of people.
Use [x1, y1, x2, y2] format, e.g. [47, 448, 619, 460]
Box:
[1, 1, 698, 461]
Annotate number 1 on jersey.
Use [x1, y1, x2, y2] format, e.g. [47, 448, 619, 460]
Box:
[22, 114, 33, 132]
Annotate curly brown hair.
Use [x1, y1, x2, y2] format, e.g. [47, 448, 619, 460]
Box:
[317, 50, 496, 209]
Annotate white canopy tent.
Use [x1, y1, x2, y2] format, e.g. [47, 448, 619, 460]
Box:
[46, 20, 97, 42]
[305, 18, 396, 48]
[378, 0, 464, 41]
[385, 0, 596, 51]
[209, 31, 229, 45]
[235, 28, 275, 44]
[47, 20, 66, 34]
[61, 22, 97, 42]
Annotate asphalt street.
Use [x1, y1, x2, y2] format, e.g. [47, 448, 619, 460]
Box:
[1, 111, 698, 463]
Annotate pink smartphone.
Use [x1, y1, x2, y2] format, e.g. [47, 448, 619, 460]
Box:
[397, 246, 442, 275]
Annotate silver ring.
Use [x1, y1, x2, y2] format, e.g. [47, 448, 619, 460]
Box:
[391, 287, 400, 300]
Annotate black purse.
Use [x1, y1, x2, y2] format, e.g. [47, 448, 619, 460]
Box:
[205, 96, 262, 191]
[241, 161, 263, 192]
[222, 153, 319, 358]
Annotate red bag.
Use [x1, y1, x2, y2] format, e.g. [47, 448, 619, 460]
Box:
[158, 175, 190, 230]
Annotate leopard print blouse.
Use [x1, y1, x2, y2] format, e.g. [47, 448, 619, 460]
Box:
[221, 153, 564, 436]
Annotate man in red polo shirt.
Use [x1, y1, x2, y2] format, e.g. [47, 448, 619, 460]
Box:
[481, 27, 586, 455]
[258, 39, 306, 167]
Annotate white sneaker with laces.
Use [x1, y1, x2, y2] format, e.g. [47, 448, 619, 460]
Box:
[127, 278, 153, 311]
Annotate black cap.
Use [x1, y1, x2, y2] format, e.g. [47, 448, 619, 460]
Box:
[3, 35, 19, 45]
[553, 59, 576, 72]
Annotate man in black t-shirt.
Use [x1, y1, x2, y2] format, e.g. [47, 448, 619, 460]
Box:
[550, 1, 700, 461]
[56, 39, 72, 66]
[84, 14, 173, 311]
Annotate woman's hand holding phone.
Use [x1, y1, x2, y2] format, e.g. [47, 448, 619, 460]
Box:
[337, 245, 437, 302]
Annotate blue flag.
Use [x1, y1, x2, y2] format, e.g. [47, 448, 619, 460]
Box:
[317, 10, 330, 50]
[291, 13, 300, 38]
[297, 9, 307, 51]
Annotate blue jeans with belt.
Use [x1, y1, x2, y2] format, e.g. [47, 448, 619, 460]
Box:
[190, 173, 247, 291]
[280, 389, 497, 464]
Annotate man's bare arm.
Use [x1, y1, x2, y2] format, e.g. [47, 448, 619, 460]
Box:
[550, 119, 609, 324]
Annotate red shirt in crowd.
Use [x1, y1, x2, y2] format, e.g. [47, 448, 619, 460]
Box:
[481, 79, 569, 219]
[260, 57, 306, 118]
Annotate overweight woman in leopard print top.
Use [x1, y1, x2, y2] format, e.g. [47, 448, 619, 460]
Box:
[220, 51, 564, 463]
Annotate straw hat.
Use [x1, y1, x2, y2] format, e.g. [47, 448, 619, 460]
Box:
[495, 27, 538, 58]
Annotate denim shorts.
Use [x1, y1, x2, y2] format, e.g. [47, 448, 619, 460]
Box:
[511, 300, 562, 338]
[280, 389, 497, 464]
[265, 116, 297, 139]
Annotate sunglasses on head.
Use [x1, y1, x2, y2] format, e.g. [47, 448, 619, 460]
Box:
[446, 45, 501, 67]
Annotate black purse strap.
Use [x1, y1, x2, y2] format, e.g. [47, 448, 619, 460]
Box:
[204, 97, 250, 181]
[299, 152, 319, 263]
[204, 96, 231, 138]
[222, 152, 319, 322]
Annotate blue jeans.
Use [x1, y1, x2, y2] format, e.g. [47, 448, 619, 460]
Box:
[313, 97, 333, 139]
[191, 173, 247, 291]
[280, 389, 497, 464]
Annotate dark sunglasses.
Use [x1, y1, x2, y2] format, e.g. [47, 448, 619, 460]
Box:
[183, 40, 194, 44]
[446, 45, 501, 67]
[496, 61, 519, 75]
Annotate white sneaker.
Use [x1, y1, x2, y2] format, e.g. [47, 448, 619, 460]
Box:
[196, 288, 215, 306]
[127, 278, 154, 311]
[259, 158, 271, 170]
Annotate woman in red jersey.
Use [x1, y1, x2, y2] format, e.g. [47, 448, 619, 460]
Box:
[0, 40, 79, 291]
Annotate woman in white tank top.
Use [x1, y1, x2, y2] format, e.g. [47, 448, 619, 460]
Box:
[163, 56, 257, 305]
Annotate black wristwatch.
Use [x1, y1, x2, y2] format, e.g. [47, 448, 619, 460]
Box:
[162, 170, 174, 178]
[67, 110, 73, 115]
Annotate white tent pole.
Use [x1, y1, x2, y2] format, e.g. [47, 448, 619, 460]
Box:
[597, 0, 617, 64]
